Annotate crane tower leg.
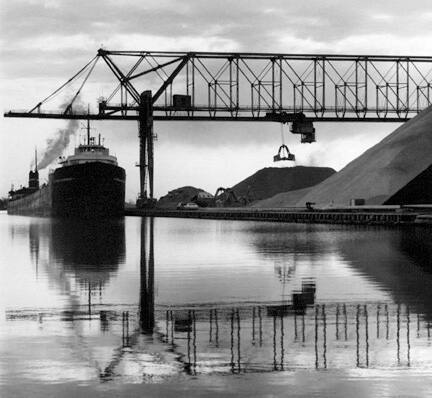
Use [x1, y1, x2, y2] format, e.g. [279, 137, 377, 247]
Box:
[137, 90, 156, 208]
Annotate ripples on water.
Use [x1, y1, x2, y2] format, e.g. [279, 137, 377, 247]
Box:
[0, 212, 431, 397]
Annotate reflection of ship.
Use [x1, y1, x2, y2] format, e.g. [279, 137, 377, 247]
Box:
[51, 219, 125, 266]
[51, 218, 125, 289]
[7, 121, 125, 217]
[26, 218, 125, 293]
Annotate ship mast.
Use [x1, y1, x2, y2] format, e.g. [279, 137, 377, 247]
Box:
[87, 105, 91, 145]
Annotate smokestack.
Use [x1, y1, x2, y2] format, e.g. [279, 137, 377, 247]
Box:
[29, 149, 39, 190]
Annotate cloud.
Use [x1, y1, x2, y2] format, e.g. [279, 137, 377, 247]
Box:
[107, 34, 238, 52]
[2, 0, 432, 82]
[0, 0, 429, 198]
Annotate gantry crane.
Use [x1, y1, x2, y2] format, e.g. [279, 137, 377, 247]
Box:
[5, 49, 432, 206]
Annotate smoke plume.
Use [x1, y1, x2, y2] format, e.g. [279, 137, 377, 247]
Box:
[37, 99, 84, 170]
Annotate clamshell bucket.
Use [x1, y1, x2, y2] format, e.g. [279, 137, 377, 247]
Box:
[273, 144, 295, 162]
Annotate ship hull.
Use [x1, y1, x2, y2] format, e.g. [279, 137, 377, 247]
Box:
[7, 184, 52, 216]
[8, 162, 125, 218]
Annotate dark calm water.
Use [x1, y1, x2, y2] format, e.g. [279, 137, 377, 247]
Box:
[1, 212, 432, 397]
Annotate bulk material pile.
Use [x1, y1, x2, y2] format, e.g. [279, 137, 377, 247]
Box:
[255, 106, 432, 208]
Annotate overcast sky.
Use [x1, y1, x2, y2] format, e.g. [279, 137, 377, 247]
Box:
[2, 0, 432, 200]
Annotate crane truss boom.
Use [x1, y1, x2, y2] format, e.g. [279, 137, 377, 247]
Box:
[5, 49, 432, 122]
[5, 49, 432, 205]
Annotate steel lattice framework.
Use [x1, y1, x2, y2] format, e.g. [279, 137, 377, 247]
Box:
[5, 49, 432, 203]
[100, 50, 432, 122]
[5, 49, 432, 122]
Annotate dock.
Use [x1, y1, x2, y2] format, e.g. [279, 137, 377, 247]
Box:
[124, 206, 432, 226]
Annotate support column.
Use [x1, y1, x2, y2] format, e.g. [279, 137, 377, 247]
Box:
[137, 90, 155, 207]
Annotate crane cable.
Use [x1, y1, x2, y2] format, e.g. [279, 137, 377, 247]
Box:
[280, 123, 285, 145]
[278, 122, 296, 163]
[28, 55, 99, 113]
[63, 56, 100, 114]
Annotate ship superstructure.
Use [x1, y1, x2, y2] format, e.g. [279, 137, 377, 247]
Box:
[60, 120, 118, 167]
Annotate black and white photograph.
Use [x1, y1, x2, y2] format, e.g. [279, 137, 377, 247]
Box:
[1, 1, 432, 397]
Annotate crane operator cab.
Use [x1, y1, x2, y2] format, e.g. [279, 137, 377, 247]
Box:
[273, 144, 295, 162]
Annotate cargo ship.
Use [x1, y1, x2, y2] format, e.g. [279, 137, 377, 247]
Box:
[7, 121, 126, 217]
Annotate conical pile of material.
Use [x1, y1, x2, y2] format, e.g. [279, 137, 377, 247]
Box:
[157, 186, 212, 209]
[295, 106, 432, 206]
[252, 106, 432, 208]
[231, 166, 335, 202]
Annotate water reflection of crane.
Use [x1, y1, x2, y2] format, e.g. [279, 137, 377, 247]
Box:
[99, 216, 201, 380]
[272, 249, 316, 316]
[274, 259, 296, 284]
[139, 217, 154, 332]
[98, 216, 156, 380]
[12, 219, 432, 379]
[96, 222, 429, 376]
